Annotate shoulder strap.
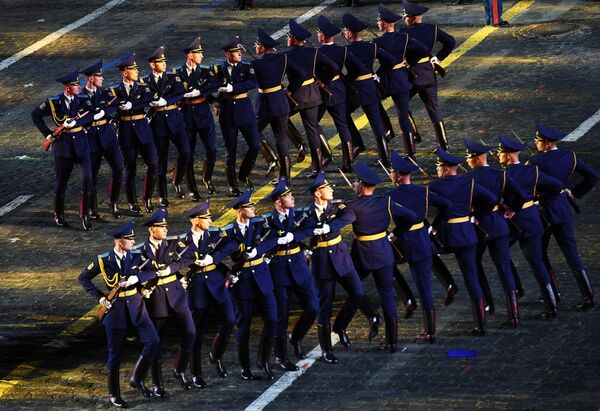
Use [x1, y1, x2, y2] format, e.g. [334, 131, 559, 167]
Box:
[468, 178, 475, 211]
[534, 165, 539, 198]
[282, 54, 288, 84]
[570, 151, 577, 178]
[501, 170, 507, 196]
[425, 186, 430, 215]
[387, 196, 393, 221]
[373, 43, 377, 69]
[312, 48, 318, 77]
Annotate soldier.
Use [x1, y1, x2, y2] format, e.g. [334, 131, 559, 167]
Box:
[214, 36, 261, 196]
[139, 209, 196, 396]
[335, 162, 418, 352]
[265, 179, 319, 370]
[527, 121, 599, 310]
[341, 13, 396, 167]
[225, 191, 279, 380]
[178, 38, 219, 200]
[484, 0, 510, 27]
[398, 1, 456, 150]
[429, 148, 496, 336]
[143, 46, 191, 208]
[306, 171, 365, 362]
[386, 153, 452, 342]
[180, 202, 239, 387]
[108, 53, 159, 215]
[464, 139, 526, 327]
[78, 221, 161, 407]
[497, 134, 562, 318]
[373, 5, 430, 159]
[80, 60, 124, 220]
[286, 19, 340, 177]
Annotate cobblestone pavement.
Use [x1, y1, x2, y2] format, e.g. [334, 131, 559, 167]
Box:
[1, 0, 600, 409]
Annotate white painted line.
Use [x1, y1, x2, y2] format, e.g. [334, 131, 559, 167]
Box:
[245, 333, 339, 411]
[0, 0, 127, 72]
[270, 0, 338, 40]
[0, 195, 33, 217]
[562, 108, 600, 142]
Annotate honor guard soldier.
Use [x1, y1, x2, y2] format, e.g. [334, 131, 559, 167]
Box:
[374, 5, 430, 159]
[32, 68, 94, 230]
[528, 121, 599, 310]
[341, 13, 396, 167]
[253, 29, 305, 181]
[178, 38, 219, 200]
[214, 36, 261, 196]
[335, 162, 418, 352]
[429, 148, 496, 335]
[80, 60, 124, 220]
[497, 134, 562, 318]
[306, 172, 365, 362]
[109, 53, 159, 215]
[180, 202, 239, 387]
[78, 221, 161, 407]
[398, 1, 456, 150]
[286, 19, 340, 177]
[464, 139, 526, 327]
[386, 153, 452, 342]
[225, 191, 279, 380]
[264, 179, 319, 370]
[139, 209, 196, 396]
[144, 46, 191, 208]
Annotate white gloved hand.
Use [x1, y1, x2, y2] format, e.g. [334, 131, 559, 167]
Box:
[157, 266, 171, 277]
[180, 277, 189, 290]
[155, 97, 167, 107]
[228, 273, 240, 285]
[372, 74, 381, 82]
[46, 134, 53, 141]
[142, 288, 153, 299]
[184, 89, 201, 98]
[313, 227, 323, 236]
[119, 101, 132, 110]
[197, 255, 214, 267]
[387, 232, 397, 242]
[277, 232, 294, 245]
[120, 275, 139, 288]
[99, 296, 112, 309]
[93, 110, 105, 121]
[63, 119, 77, 128]
[245, 248, 257, 259]
[218, 84, 234, 93]
[320, 224, 331, 235]
[564, 188, 574, 198]
[430, 56, 441, 65]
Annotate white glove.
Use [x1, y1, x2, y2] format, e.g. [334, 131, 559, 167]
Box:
[120, 275, 139, 288]
[387, 232, 397, 242]
[218, 84, 234, 93]
[180, 277, 189, 290]
[303, 249, 313, 259]
[119, 101, 132, 110]
[155, 97, 167, 107]
[313, 227, 323, 236]
[184, 89, 201, 98]
[157, 266, 171, 277]
[564, 188, 574, 198]
[228, 273, 240, 285]
[320, 224, 331, 235]
[430, 56, 441, 65]
[93, 110, 105, 121]
[196, 255, 214, 267]
[372, 74, 381, 82]
[63, 119, 76, 128]
[245, 248, 257, 259]
[277, 232, 294, 245]
[99, 297, 112, 309]
[142, 288, 153, 299]
[46, 134, 53, 141]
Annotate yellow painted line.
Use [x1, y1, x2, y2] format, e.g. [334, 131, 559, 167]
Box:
[0, 0, 538, 399]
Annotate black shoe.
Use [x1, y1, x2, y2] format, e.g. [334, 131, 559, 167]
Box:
[109, 395, 128, 408]
[444, 284, 458, 306]
[419, 333, 435, 344]
[129, 379, 152, 397]
[495, 20, 511, 27]
[209, 352, 228, 378]
[109, 203, 121, 219]
[275, 357, 299, 371]
[306, 169, 319, 179]
[258, 361, 274, 380]
[321, 351, 338, 364]
[242, 178, 254, 191]
[469, 327, 485, 336]
[240, 368, 257, 380]
[80, 214, 92, 231]
[266, 161, 278, 176]
[158, 197, 169, 208]
[404, 299, 416, 319]
[297, 146, 307, 163]
[129, 203, 142, 216]
[290, 339, 306, 359]
[368, 314, 383, 342]
[205, 180, 216, 195]
[577, 299, 596, 312]
[172, 183, 184, 199]
[229, 187, 242, 197]
[192, 375, 207, 388]
[143, 199, 154, 213]
[89, 210, 101, 220]
[190, 191, 202, 202]
[54, 214, 67, 227]
[152, 384, 167, 398]
[172, 369, 192, 390]
[335, 329, 351, 348]
[352, 145, 365, 159]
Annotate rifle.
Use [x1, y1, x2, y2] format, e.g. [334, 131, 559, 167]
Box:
[185, 228, 227, 282]
[377, 159, 392, 179]
[433, 61, 447, 78]
[141, 245, 190, 295]
[510, 129, 534, 156]
[338, 168, 354, 189]
[406, 156, 435, 180]
[41, 110, 90, 151]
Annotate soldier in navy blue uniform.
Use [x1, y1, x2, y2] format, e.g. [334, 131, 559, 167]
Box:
[306, 172, 365, 362]
[178, 38, 219, 200]
[398, 1, 456, 150]
[179, 202, 239, 387]
[497, 134, 562, 317]
[341, 13, 396, 167]
[464, 139, 526, 327]
[31, 69, 94, 230]
[214, 37, 261, 196]
[264, 179, 319, 370]
[80, 60, 124, 220]
[108, 53, 159, 215]
[143, 46, 191, 208]
[139, 209, 196, 396]
[386, 153, 452, 342]
[429, 148, 496, 335]
[78, 222, 161, 407]
[224, 191, 280, 380]
[286, 19, 340, 177]
[528, 121, 599, 310]
[335, 162, 418, 352]
[374, 5, 430, 159]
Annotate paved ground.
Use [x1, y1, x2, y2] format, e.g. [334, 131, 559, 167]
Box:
[1, 0, 600, 409]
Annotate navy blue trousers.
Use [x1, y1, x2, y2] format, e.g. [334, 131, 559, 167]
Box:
[408, 257, 435, 311]
[273, 279, 319, 339]
[105, 320, 160, 370]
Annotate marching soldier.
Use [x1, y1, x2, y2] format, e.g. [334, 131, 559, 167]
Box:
[80, 60, 124, 220]
[144, 46, 191, 208]
[428, 148, 496, 336]
[78, 221, 161, 407]
[306, 171, 365, 362]
[527, 121, 599, 310]
[139, 209, 196, 396]
[108, 53, 159, 215]
[214, 36, 261, 196]
[178, 38, 219, 200]
[265, 179, 319, 370]
[398, 0, 456, 150]
[497, 134, 562, 318]
[180, 202, 239, 387]
[464, 139, 526, 327]
[31, 68, 94, 231]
